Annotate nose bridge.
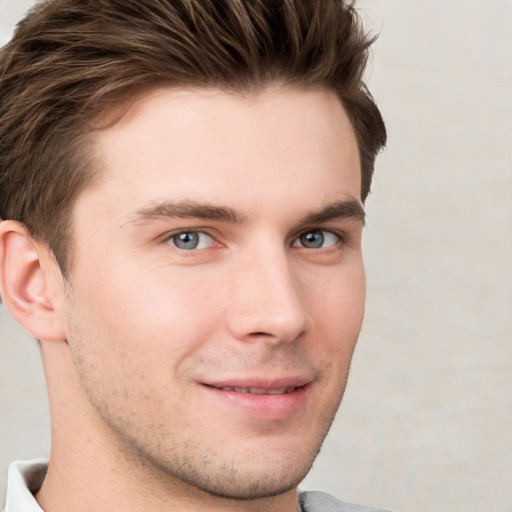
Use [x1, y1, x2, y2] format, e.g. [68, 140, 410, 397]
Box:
[227, 238, 311, 343]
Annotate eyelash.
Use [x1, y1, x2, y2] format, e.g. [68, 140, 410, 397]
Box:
[164, 230, 217, 251]
[163, 228, 345, 252]
[291, 229, 342, 249]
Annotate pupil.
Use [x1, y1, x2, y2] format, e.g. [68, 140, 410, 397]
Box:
[175, 232, 199, 249]
[301, 231, 324, 248]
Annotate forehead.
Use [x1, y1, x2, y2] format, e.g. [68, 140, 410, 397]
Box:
[79, 86, 361, 223]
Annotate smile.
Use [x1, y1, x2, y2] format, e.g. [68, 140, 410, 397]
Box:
[207, 385, 298, 395]
[202, 381, 309, 419]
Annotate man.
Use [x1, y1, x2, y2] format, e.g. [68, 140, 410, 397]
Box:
[0, 1, 387, 511]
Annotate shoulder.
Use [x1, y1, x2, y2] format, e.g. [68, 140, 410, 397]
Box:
[298, 490, 395, 512]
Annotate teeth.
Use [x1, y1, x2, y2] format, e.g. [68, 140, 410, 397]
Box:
[249, 388, 267, 395]
[266, 388, 288, 395]
[213, 386, 296, 395]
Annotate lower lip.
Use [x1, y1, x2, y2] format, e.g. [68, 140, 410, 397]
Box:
[200, 384, 309, 420]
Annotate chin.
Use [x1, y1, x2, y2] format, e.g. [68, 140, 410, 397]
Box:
[144, 436, 325, 501]
[201, 479, 299, 501]
[175, 458, 313, 501]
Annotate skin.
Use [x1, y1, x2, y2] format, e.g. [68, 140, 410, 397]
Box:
[0, 86, 365, 512]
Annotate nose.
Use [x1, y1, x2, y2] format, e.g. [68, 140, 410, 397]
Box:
[226, 243, 313, 344]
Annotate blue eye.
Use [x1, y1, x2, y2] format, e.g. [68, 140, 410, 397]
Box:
[168, 231, 213, 250]
[294, 230, 339, 249]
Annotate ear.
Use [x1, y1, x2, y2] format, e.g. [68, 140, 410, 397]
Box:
[0, 220, 66, 342]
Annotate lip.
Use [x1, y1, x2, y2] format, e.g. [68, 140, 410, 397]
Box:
[199, 376, 312, 420]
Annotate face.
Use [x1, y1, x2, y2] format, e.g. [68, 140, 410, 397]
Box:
[60, 87, 365, 499]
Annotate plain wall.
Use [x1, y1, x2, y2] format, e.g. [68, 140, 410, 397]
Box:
[1, 1, 511, 510]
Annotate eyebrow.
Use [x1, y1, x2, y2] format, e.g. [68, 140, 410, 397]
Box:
[298, 199, 366, 226]
[127, 200, 247, 225]
[126, 198, 364, 226]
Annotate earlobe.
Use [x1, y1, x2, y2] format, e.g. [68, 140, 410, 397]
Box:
[0, 220, 66, 342]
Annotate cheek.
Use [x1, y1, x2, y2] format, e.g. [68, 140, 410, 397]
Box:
[310, 261, 365, 323]
[65, 262, 226, 388]
[307, 264, 365, 362]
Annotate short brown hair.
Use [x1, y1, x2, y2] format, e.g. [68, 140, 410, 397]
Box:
[0, 0, 386, 274]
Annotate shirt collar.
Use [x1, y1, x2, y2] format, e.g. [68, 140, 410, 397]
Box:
[3, 460, 47, 512]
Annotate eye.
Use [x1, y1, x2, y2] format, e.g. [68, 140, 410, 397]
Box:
[293, 229, 339, 249]
[167, 231, 214, 250]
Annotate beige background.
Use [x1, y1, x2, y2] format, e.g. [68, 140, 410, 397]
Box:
[1, 1, 511, 510]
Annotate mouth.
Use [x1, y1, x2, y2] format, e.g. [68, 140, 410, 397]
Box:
[205, 384, 300, 395]
[200, 378, 311, 419]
